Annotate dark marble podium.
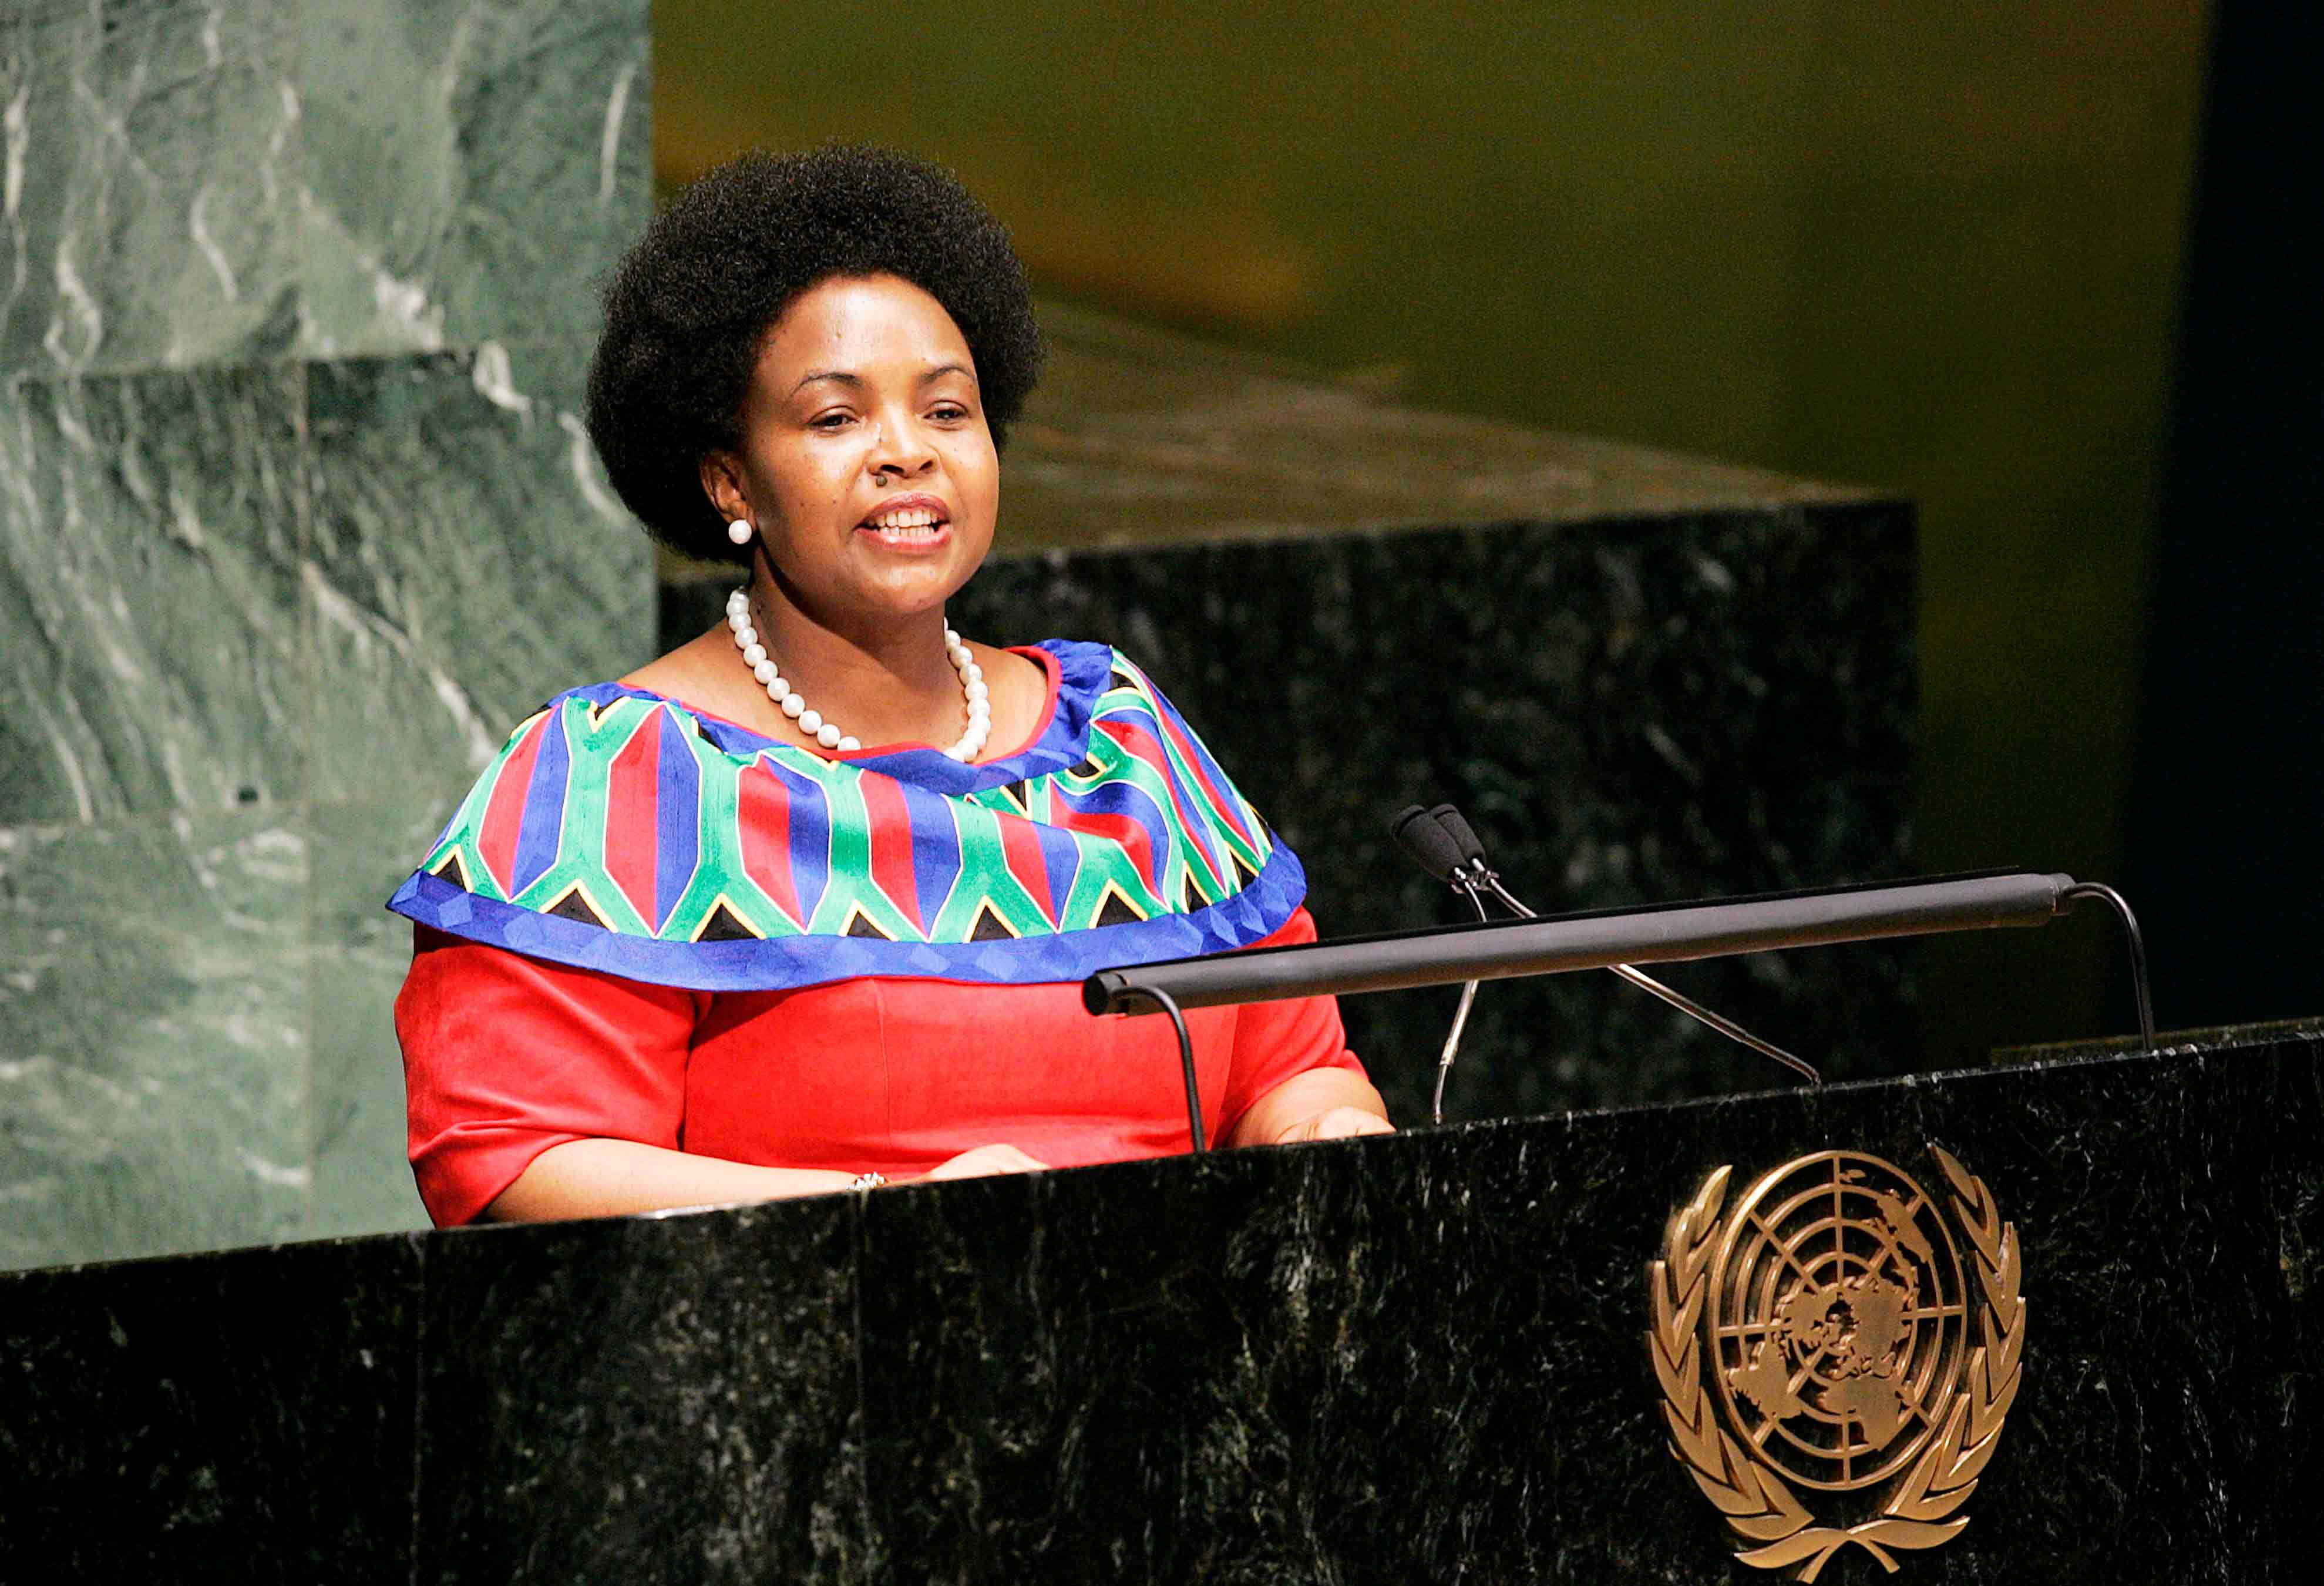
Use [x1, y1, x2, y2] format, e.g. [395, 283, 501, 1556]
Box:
[4, 1020, 2316, 1583]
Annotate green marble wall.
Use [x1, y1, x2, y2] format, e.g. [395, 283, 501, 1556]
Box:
[0, 1, 654, 1270]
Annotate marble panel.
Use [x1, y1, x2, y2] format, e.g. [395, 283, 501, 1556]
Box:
[297, 0, 651, 355]
[305, 791, 458, 1239]
[0, 364, 307, 824]
[851, 1033, 2320, 1582]
[0, 1029, 2313, 1579]
[0, 809, 309, 1272]
[304, 340, 652, 803]
[0, 1234, 419, 1583]
[415, 1199, 869, 1582]
[947, 505, 1913, 1121]
[855, 1145, 1582, 1581]
[0, 1, 300, 376]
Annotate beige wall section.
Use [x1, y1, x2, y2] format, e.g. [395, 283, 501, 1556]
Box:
[658, 0, 2209, 1054]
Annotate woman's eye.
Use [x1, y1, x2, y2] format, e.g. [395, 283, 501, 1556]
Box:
[809, 412, 853, 431]
[930, 404, 967, 422]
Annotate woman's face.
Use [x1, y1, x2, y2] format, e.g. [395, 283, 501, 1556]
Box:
[708, 272, 1000, 627]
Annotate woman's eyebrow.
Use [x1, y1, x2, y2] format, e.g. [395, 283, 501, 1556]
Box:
[789, 362, 975, 395]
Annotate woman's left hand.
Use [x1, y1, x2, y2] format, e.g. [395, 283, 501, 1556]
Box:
[1272, 1105, 1398, 1145]
[1226, 1066, 1394, 1150]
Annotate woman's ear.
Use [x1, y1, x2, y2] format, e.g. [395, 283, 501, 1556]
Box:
[699, 452, 746, 523]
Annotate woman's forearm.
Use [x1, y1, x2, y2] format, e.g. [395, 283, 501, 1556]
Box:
[483, 1137, 859, 1222]
[1226, 1067, 1394, 1149]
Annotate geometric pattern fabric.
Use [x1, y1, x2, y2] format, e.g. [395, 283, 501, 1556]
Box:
[388, 641, 1307, 992]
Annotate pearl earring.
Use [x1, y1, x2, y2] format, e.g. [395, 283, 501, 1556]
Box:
[727, 519, 753, 546]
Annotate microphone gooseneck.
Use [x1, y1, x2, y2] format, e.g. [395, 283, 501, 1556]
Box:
[1386, 804, 1823, 1119]
[1392, 806, 1485, 1122]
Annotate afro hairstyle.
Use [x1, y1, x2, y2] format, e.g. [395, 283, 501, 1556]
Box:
[585, 143, 1045, 564]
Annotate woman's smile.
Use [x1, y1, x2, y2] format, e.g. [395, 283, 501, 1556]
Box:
[856, 490, 954, 550]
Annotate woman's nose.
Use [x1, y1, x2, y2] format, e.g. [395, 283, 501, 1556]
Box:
[869, 413, 938, 476]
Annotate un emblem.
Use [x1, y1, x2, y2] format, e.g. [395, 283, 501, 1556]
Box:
[1649, 1147, 2026, 1579]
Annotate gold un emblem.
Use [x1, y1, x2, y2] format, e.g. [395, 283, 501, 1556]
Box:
[1648, 1148, 2026, 1579]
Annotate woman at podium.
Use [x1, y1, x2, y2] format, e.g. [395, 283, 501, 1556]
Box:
[387, 145, 1390, 1225]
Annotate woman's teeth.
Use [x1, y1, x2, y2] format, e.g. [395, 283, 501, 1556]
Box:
[865, 509, 943, 533]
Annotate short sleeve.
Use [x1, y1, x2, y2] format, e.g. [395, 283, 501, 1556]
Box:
[1210, 906, 1368, 1144]
[396, 925, 703, 1227]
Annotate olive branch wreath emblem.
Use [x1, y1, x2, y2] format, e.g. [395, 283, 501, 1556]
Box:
[1647, 1147, 2026, 1580]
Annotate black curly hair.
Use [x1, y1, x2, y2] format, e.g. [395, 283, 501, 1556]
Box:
[586, 143, 1045, 564]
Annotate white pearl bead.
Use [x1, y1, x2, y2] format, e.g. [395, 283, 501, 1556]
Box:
[728, 519, 753, 546]
[728, 599, 992, 762]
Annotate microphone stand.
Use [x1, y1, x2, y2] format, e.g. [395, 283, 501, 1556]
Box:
[1398, 804, 1817, 1123]
[1462, 858, 1821, 1087]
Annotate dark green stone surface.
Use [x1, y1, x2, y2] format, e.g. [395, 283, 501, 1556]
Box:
[0, 1, 648, 376]
[2, 1024, 2315, 1581]
[0, 0, 655, 1269]
[0, 365, 307, 824]
[0, 811, 311, 1271]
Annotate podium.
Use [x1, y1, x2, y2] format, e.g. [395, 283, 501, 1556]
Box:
[3, 1020, 2316, 1582]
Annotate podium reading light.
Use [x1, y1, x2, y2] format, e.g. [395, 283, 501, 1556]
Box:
[1087, 863, 2158, 1153]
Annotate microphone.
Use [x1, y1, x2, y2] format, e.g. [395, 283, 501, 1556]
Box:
[1388, 804, 1821, 1121]
[1388, 806, 1486, 1123]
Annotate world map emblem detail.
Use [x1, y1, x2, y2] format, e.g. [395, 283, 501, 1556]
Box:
[1648, 1147, 2027, 1580]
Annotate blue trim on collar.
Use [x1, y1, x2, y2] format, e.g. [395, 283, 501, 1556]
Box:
[390, 842, 1308, 993]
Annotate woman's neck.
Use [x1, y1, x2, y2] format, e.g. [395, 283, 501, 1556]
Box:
[744, 574, 968, 752]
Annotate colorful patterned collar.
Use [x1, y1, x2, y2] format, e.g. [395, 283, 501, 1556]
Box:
[388, 641, 1305, 992]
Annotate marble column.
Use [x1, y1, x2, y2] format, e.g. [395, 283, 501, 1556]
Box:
[0, 0, 653, 1269]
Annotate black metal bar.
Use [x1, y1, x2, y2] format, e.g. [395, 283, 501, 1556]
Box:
[1085, 872, 2077, 1016]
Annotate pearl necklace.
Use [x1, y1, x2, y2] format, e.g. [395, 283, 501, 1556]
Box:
[725, 588, 992, 761]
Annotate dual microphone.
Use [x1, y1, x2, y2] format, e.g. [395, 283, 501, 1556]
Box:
[1388, 803, 1820, 1123]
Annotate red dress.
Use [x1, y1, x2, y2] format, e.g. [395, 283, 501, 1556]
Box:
[388, 641, 1367, 1227]
[398, 909, 1361, 1226]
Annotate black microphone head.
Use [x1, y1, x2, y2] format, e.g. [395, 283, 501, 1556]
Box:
[1430, 804, 1489, 868]
[1388, 804, 1466, 882]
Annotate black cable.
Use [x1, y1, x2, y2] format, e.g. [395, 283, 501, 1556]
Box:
[2061, 882, 2157, 1055]
[1130, 984, 1207, 1153]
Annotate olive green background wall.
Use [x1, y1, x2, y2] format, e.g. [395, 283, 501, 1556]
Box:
[0, 0, 2212, 1271]
[658, 0, 2210, 1060]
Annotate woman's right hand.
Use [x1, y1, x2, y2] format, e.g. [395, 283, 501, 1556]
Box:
[916, 1143, 1050, 1181]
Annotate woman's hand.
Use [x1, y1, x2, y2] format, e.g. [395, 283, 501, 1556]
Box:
[1226, 1067, 1394, 1150]
[915, 1143, 1050, 1181]
[1270, 1105, 1397, 1146]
